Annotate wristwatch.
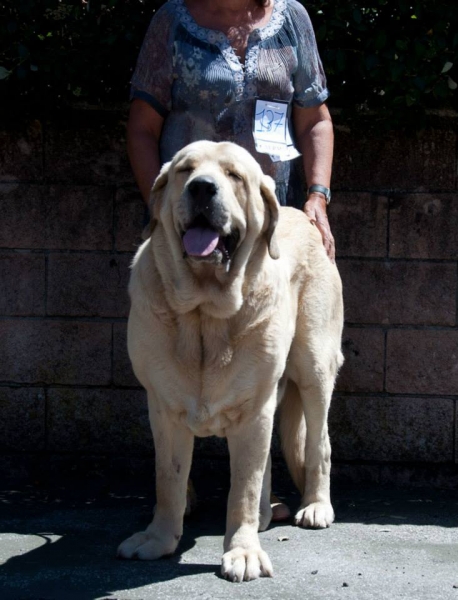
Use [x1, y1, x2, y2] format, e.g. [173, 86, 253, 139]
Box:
[307, 184, 331, 205]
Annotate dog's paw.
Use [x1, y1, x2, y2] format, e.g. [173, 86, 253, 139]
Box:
[117, 531, 178, 560]
[294, 502, 334, 529]
[221, 547, 274, 582]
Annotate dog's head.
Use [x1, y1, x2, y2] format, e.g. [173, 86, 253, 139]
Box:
[148, 141, 280, 271]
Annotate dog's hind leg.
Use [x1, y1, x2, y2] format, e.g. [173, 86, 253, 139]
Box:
[117, 391, 194, 560]
[278, 380, 307, 494]
[294, 376, 335, 529]
[279, 376, 335, 529]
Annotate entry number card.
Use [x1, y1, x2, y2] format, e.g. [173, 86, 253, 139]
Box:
[253, 99, 300, 161]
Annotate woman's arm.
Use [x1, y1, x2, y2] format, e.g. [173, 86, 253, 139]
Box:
[127, 98, 164, 206]
[293, 103, 335, 262]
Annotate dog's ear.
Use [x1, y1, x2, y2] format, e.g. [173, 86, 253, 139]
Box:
[141, 161, 171, 240]
[260, 175, 280, 260]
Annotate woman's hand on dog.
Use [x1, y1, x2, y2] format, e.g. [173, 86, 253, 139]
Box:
[304, 194, 335, 263]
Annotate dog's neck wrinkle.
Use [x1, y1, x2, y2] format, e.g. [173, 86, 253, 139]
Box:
[151, 222, 275, 320]
[191, 242, 270, 318]
[174, 310, 203, 371]
[174, 309, 234, 374]
[150, 235, 241, 318]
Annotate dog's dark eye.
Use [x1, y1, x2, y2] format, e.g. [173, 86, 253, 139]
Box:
[227, 170, 243, 182]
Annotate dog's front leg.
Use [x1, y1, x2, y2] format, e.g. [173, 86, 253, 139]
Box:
[117, 394, 193, 560]
[222, 405, 275, 582]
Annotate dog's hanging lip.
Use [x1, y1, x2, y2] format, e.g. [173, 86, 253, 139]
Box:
[182, 226, 220, 257]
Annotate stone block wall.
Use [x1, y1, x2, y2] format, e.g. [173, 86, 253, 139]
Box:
[329, 121, 458, 487]
[0, 111, 457, 488]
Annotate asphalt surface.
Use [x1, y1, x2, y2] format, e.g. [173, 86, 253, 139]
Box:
[1, 474, 457, 600]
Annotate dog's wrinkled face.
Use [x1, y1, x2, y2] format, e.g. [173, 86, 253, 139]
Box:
[150, 141, 280, 269]
[176, 146, 247, 266]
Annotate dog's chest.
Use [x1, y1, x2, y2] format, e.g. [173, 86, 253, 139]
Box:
[173, 310, 234, 372]
[164, 310, 285, 437]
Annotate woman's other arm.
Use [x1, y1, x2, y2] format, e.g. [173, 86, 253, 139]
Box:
[293, 103, 335, 262]
[127, 99, 164, 206]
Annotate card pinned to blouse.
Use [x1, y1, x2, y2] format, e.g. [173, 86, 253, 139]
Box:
[253, 99, 301, 162]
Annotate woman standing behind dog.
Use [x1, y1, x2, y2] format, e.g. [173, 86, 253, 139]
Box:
[128, 0, 335, 261]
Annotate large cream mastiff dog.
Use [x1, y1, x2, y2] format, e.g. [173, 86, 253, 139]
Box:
[118, 141, 344, 582]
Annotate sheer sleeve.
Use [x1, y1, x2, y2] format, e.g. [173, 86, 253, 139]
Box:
[290, 2, 329, 108]
[130, 6, 175, 117]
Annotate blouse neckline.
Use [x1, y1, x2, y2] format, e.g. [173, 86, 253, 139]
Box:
[173, 0, 287, 46]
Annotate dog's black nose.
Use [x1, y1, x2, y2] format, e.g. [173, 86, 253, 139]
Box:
[187, 176, 218, 203]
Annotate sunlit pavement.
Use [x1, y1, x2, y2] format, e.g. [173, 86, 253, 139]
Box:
[1, 476, 457, 600]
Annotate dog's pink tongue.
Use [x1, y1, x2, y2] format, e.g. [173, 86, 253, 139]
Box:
[183, 227, 220, 257]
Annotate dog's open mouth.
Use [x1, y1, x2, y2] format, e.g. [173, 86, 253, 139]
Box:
[182, 216, 239, 265]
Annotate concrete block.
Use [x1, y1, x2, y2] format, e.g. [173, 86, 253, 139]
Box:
[0, 387, 46, 451]
[389, 194, 458, 259]
[379, 464, 458, 490]
[386, 330, 458, 395]
[340, 260, 456, 325]
[0, 253, 45, 316]
[456, 401, 458, 464]
[47, 254, 130, 317]
[330, 396, 454, 462]
[334, 126, 456, 191]
[0, 454, 43, 483]
[0, 184, 113, 250]
[47, 388, 150, 454]
[331, 193, 388, 258]
[336, 327, 385, 393]
[113, 323, 140, 387]
[331, 463, 381, 486]
[0, 321, 112, 385]
[0, 120, 43, 182]
[44, 114, 132, 184]
[115, 187, 146, 252]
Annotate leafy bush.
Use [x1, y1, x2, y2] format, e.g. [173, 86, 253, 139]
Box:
[312, 0, 458, 125]
[1, 0, 457, 126]
[0, 0, 162, 109]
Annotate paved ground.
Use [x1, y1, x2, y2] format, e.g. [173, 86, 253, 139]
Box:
[1, 474, 457, 600]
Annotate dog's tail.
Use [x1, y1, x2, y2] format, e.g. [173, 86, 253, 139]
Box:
[278, 380, 306, 494]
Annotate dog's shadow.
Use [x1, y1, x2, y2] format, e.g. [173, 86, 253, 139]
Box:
[0, 462, 303, 599]
[0, 483, 228, 600]
[2, 477, 455, 600]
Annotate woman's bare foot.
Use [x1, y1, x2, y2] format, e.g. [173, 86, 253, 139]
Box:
[270, 493, 291, 521]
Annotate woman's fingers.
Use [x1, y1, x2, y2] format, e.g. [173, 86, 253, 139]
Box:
[304, 197, 336, 263]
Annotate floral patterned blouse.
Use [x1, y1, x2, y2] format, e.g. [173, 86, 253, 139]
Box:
[131, 0, 329, 207]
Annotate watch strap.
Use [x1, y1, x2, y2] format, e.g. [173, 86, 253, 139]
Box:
[308, 184, 331, 204]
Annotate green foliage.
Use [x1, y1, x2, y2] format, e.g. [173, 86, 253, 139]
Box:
[1, 0, 457, 126]
[0, 0, 162, 109]
[309, 0, 458, 125]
